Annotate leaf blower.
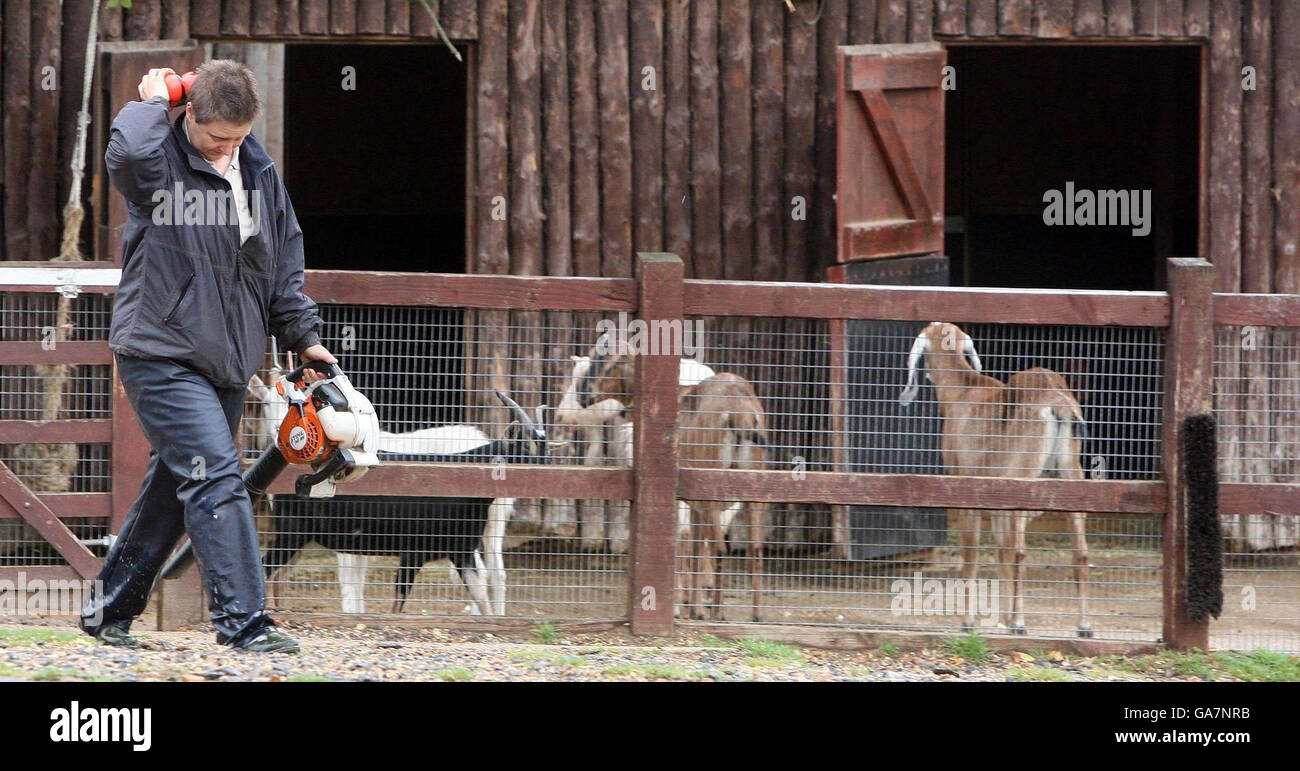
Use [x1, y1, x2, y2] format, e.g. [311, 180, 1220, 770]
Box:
[163, 70, 199, 108]
[156, 360, 381, 581]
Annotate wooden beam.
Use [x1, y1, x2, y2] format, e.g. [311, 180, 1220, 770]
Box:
[782, 0, 816, 281]
[1274, 0, 1300, 294]
[753, 0, 784, 282]
[4, 0, 32, 261]
[935, 0, 967, 35]
[628, 253, 683, 635]
[0, 493, 111, 521]
[630, 0, 664, 253]
[0, 341, 113, 366]
[1212, 292, 1300, 326]
[1208, 0, 1243, 292]
[663, 0, 692, 272]
[682, 280, 1171, 325]
[0, 420, 112, 444]
[1106, 0, 1136, 35]
[720, 0, 753, 281]
[691, 0, 723, 279]
[329, 0, 357, 35]
[597, 0, 632, 277]
[1241, 0, 1273, 294]
[999, 0, 1032, 35]
[303, 271, 636, 310]
[221, 0, 252, 36]
[0, 462, 100, 578]
[569, 0, 600, 278]
[678, 469, 1166, 513]
[1161, 258, 1214, 651]
[967, 0, 996, 36]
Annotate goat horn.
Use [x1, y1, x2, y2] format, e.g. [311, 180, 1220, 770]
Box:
[495, 390, 542, 436]
[899, 332, 929, 406]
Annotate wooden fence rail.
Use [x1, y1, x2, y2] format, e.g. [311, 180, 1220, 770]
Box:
[2, 255, 1299, 650]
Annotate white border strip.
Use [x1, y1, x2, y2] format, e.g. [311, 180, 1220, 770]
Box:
[0, 266, 121, 287]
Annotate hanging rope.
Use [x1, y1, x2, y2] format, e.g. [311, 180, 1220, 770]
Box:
[57, 0, 102, 263]
[415, 0, 463, 63]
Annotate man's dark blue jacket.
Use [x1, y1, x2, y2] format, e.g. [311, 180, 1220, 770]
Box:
[106, 96, 322, 389]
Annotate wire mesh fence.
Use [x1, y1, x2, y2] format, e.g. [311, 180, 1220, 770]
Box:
[676, 507, 1164, 641]
[260, 497, 629, 620]
[1213, 325, 1300, 652]
[2, 278, 1299, 652]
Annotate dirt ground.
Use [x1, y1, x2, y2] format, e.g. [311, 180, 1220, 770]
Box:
[3, 619, 1295, 682]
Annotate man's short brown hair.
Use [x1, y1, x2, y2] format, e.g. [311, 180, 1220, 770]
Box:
[188, 59, 262, 125]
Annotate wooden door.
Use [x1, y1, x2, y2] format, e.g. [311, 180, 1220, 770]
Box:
[93, 40, 206, 263]
[836, 42, 946, 262]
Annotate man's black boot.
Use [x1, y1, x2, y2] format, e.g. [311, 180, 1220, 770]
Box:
[235, 627, 300, 654]
[80, 619, 141, 648]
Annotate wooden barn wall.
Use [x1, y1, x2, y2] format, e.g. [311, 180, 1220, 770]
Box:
[0, 0, 1292, 291]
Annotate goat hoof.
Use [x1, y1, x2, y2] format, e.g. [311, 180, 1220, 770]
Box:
[1077, 625, 1094, 639]
[1010, 625, 1027, 636]
[751, 614, 761, 623]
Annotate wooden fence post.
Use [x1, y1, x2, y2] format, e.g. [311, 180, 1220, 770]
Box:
[628, 253, 683, 635]
[1162, 257, 1214, 650]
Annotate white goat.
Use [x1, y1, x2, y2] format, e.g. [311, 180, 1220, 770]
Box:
[556, 354, 744, 554]
[898, 322, 1092, 637]
[247, 374, 512, 615]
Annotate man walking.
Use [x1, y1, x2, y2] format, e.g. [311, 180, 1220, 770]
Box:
[80, 60, 333, 652]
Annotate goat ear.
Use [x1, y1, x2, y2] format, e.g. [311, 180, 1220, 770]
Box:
[962, 335, 984, 372]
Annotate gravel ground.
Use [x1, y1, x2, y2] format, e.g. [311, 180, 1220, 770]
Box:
[1, 620, 1278, 682]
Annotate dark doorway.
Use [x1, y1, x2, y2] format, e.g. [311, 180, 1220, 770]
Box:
[283, 43, 469, 431]
[945, 45, 1201, 291]
[284, 43, 467, 273]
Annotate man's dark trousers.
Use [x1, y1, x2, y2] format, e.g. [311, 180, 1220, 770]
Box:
[81, 354, 272, 645]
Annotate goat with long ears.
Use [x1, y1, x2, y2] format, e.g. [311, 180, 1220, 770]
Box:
[899, 322, 1093, 638]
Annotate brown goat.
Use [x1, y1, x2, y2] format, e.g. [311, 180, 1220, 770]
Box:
[579, 350, 768, 621]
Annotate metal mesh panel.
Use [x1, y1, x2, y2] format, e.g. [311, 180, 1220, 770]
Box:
[0, 291, 113, 341]
[677, 507, 1163, 640]
[261, 497, 628, 619]
[1213, 325, 1300, 652]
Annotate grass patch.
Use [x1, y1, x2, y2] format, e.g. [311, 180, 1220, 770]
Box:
[944, 633, 992, 665]
[0, 628, 90, 647]
[735, 638, 802, 662]
[693, 634, 732, 649]
[509, 649, 586, 667]
[530, 622, 559, 645]
[287, 673, 332, 683]
[1212, 650, 1300, 682]
[1007, 666, 1072, 682]
[879, 642, 900, 658]
[602, 663, 708, 680]
[436, 668, 476, 682]
[1084, 667, 1134, 680]
[0, 662, 29, 679]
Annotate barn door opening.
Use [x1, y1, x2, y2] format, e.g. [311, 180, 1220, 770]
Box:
[283, 43, 470, 431]
[945, 44, 1201, 291]
[283, 43, 467, 274]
